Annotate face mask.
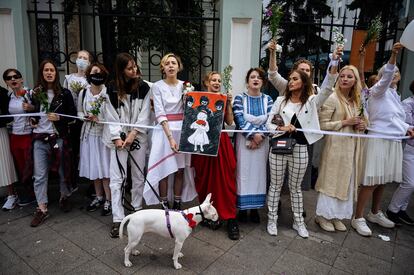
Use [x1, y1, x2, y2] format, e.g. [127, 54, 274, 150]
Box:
[76, 58, 89, 70]
[88, 73, 106, 86]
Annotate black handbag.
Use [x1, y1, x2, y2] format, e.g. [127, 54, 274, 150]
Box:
[271, 136, 296, 154]
[270, 113, 297, 155]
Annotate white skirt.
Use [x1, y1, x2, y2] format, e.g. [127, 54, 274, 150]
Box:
[144, 122, 197, 205]
[79, 135, 111, 180]
[316, 166, 354, 220]
[362, 138, 403, 186]
[235, 133, 269, 209]
[0, 128, 17, 187]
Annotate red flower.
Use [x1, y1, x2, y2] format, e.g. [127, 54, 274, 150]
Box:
[185, 213, 197, 228]
[16, 90, 27, 97]
[196, 120, 206, 126]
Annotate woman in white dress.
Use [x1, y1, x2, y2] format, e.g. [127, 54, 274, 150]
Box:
[144, 53, 196, 210]
[77, 63, 111, 216]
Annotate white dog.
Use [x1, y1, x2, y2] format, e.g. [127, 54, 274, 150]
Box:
[119, 193, 218, 269]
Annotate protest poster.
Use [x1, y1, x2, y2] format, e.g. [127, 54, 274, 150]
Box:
[179, 91, 227, 156]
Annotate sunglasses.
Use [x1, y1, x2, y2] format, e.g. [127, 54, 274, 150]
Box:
[5, 74, 22, 81]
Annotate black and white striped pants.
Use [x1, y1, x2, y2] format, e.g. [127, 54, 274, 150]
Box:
[267, 144, 308, 225]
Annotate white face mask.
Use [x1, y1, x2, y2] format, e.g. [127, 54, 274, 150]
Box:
[76, 58, 89, 70]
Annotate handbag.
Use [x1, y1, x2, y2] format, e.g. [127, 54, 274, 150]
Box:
[270, 113, 298, 155]
[271, 136, 296, 154]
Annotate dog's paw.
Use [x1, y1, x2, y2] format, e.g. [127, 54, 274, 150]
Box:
[174, 262, 182, 269]
[132, 249, 140, 256]
[124, 260, 133, 267]
[178, 252, 184, 258]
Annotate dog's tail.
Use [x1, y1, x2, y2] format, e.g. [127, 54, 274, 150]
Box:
[119, 213, 133, 239]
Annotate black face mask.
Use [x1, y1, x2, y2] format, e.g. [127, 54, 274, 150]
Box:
[88, 73, 106, 86]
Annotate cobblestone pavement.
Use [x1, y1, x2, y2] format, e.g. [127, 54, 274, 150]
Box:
[1, 183, 413, 274]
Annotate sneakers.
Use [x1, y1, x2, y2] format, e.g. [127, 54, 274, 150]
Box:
[332, 219, 347, 231]
[101, 200, 112, 216]
[161, 200, 170, 210]
[267, 221, 278, 236]
[59, 197, 72, 213]
[293, 222, 309, 238]
[30, 209, 49, 227]
[110, 222, 121, 238]
[315, 216, 335, 232]
[397, 210, 414, 225]
[366, 211, 395, 228]
[227, 219, 240, 240]
[2, 195, 18, 211]
[385, 209, 402, 225]
[351, 217, 372, 236]
[86, 197, 104, 212]
[17, 195, 36, 207]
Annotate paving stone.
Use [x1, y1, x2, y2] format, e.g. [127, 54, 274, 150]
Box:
[0, 206, 33, 226]
[269, 250, 331, 275]
[395, 225, 414, 249]
[342, 229, 394, 262]
[0, 213, 43, 243]
[192, 224, 238, 251]
[134, 260, 196, 275]
[249, 226, 294, 249]
[287, 236, 341, 265]
[391, 244, 414, 274]
[98, 242, 152, 274]
[0, 241, 36, 275]
[328, 267, 352, 275]
[333, 247, 391, 275]
[305, 218, 349, 245]
[50, 212, 105, 234]
[65, 224, 121, 257]
[65, 259, 119, 275]
[226, 231, 286, 273]
[203, 252, 260, 274]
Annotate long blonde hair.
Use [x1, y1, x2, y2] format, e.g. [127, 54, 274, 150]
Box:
[334, 65, 362, 116]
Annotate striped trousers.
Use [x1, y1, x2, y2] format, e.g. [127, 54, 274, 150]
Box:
[267, 144, 308, 225]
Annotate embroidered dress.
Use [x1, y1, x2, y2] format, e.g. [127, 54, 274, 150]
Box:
[144, 80, 197, 205]
[233, 93, 273, 209]
[78, 87, 111, 180]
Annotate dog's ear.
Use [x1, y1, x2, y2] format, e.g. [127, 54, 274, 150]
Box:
[203, 193, 212, 204]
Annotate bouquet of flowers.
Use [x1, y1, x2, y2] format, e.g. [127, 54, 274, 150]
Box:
[32, 86, 50, 113]
[70, 81, 86, 94]
[183, 81, 195, 94]
[358, 88, 370, 116]
[88, 95, 106, 126]
[332, 27, 347, 47]
[222, 65, 233, 93]
[265, 3, 284, 39]
[362, 16, 383, 47]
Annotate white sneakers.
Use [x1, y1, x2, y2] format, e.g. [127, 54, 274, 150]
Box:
[293, 222, 309, 238]
[366, 211, 395, 228]
[351, 217, 372, 236]
[2, 195, 18, 211]
[267, 221, 278, 236]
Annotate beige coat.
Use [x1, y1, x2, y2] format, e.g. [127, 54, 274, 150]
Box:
[315, 93, 363, 201]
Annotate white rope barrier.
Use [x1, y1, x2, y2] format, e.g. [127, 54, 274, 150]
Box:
[1, 113, 411, 140]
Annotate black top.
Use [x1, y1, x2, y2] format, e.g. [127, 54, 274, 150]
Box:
[32, 87, 77, 137]
[0, 86, 12, 128]
[107, 79, 150, 110]
[280, 114, 308, 145]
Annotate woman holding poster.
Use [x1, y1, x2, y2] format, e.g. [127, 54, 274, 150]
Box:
[192, 71, 240, 240]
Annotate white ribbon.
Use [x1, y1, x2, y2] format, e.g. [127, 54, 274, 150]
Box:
[1, 113, 411, 140]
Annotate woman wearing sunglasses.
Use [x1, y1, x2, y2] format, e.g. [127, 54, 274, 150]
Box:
[2, 69, 36, 210]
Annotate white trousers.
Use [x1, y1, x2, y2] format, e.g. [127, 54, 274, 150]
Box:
[110, 142, 147, 222]
[388, 144, 414, 213]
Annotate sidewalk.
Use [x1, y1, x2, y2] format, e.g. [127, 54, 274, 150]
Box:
[0, 182, 413, 274]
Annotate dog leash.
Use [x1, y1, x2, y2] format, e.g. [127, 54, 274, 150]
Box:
[116, 132, 165, 210]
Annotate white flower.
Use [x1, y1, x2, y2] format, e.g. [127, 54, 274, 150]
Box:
[276, 44, 282, 53]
